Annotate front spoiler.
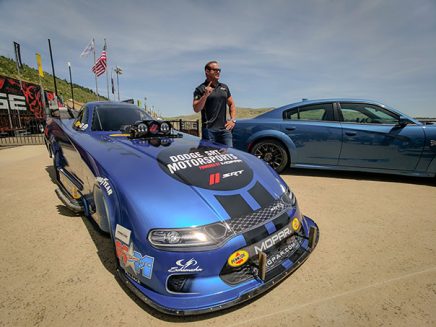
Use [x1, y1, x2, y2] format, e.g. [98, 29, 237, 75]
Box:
[117, 216, 320, 316]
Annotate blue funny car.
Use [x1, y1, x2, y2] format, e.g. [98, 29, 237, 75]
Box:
[44, 102, 319, 315]
[232, 99, 436, 177]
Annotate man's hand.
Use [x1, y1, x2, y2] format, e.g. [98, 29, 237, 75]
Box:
[204, 81, 213, 97]
[225, 120, 236, 130]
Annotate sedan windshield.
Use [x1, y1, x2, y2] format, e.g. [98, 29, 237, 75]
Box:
[91, 104, 152, 131]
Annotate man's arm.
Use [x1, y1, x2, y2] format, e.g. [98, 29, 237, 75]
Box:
[225, 96, 236, 130]
[193, 82, 213, 113]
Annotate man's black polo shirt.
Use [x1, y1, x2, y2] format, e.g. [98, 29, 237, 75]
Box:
[194, 80, 231, 130]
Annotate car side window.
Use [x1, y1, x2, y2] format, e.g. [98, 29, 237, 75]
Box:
[339, 103, 398, 124]
[284, 103, 334, 121]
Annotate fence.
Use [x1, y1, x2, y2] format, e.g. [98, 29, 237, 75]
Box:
[0, 118, 45, 146]
[168, 119, 200, 136]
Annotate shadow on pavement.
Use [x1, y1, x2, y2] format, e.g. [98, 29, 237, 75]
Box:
[281, 167, 436, 186]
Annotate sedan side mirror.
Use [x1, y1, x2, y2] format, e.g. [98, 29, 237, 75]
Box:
[397, 116, 409, 127]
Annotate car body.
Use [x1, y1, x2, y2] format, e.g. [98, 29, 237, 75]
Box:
[44, 101, 319, 315]
[232, 99, 436, 177]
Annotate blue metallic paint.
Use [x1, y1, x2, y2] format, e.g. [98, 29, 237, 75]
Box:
[233, 98, 436, 177]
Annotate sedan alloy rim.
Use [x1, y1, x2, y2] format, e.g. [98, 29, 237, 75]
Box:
[254, 143, 284, 170]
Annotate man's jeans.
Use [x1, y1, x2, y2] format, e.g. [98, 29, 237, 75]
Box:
[202, 127, 233, 147]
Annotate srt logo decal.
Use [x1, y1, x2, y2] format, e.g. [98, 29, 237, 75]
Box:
[168, 258, 203, 273]
[115, 240, 154, 279]
[254, 227, 292, 254]
[209, 170, 244, 185]
[209, 173, 220, 185]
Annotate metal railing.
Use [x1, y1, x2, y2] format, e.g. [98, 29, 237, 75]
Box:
[0, 118, 45, 146]
[168, 119, 200, 136]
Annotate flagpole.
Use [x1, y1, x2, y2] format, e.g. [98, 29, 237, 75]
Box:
[104, 39, 109, 99]
[111, 68, 115, 101]
[48, 39, 58, 96]
[93, 38, 99, 100]
[13, 41, 23, 128]
[68, 62, 74, 109]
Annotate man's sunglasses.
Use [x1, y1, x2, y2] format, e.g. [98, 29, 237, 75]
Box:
[207, 68, 221, 72]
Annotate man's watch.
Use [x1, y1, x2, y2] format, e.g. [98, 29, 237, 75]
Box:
[231, 119, 236, 123]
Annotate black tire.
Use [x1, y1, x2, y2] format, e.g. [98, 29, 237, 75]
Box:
[251, 139, 289, 173]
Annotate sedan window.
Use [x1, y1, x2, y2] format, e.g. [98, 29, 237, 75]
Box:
[284, 103, 334, 121]
[339, 103, 398, 124]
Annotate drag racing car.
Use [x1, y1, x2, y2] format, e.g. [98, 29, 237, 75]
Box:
[44, 101, 319, 315]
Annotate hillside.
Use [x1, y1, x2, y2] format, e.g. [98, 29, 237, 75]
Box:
[165, 107, 274, 121]
[0, 55, 105, 103]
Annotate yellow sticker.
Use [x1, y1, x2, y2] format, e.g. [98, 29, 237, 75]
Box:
[109, 134, 130, 137]
[227, 250, 249, 267]
[292, 218, 300, 231]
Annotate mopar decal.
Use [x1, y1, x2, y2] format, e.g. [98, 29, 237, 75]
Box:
[115, 240, 154, 279]
[266, 238, 300, 267]
[254, 227, 292, 254]
[158, 145, 253, 190]
[168, 258, 203, 273]
[96, 177, 113, 195]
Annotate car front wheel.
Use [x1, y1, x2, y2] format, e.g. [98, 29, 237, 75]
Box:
[251, 139, 288, 173]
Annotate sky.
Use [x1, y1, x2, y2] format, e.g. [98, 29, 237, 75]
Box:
[0, 0, 435, 117]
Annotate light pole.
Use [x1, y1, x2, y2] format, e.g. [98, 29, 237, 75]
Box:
[67, 62, 74, 109]
[114, 66, 123, 101]
[144, 97, 147, 111]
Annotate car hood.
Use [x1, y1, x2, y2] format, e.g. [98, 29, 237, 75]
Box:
[81, 133, 287, 231]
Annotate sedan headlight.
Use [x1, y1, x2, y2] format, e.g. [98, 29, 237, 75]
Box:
[148, 222, 233, 250]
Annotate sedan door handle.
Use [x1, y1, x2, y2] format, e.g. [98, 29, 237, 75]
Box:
[285, 127, 296, 131]
[345, 131, 357, 136]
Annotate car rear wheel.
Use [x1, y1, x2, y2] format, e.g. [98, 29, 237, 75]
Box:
[251, 139, 289, 173]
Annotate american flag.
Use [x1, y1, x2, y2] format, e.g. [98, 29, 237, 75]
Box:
[92, 50, 107, 76]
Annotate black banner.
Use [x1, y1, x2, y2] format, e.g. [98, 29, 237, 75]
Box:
[13, 42, 23, 69]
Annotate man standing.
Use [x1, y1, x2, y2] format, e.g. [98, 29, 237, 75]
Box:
[193, 61, 236, 147]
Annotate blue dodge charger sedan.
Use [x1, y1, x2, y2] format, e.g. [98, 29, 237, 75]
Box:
[232, 99, 436, 177]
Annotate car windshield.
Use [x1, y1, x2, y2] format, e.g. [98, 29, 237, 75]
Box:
[91, 104, 152, 131]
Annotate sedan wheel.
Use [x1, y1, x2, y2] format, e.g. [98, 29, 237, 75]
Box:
[251, 140, 288, 173]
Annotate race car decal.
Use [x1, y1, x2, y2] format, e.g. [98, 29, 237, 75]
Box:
[253, 227, 292, 254]
[158, 145, 253, 191]
[291, 218, 301, 231]
[228, 250, 249, 267]
[96, 177, 113, 195]
[115, 224, 131, 244]
[115, 240, 154, 279]
[168, 258, 203, 273]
